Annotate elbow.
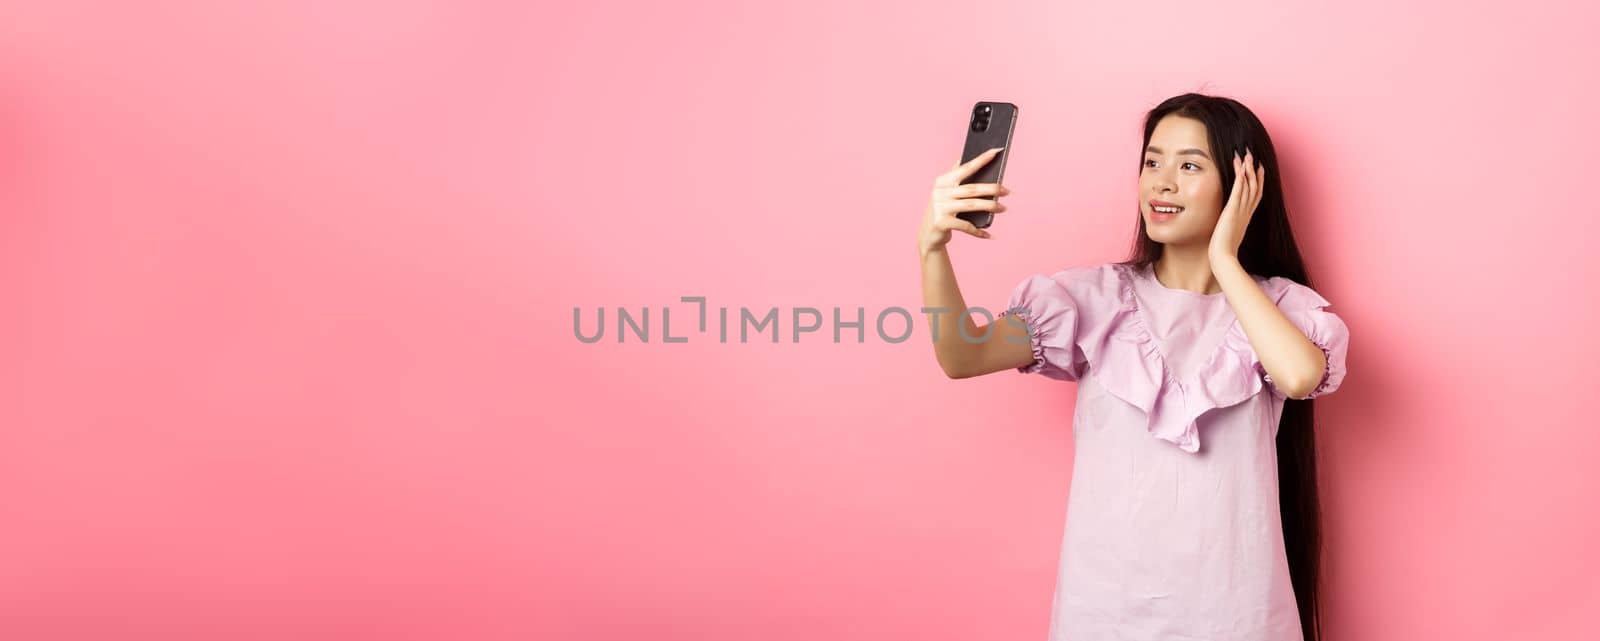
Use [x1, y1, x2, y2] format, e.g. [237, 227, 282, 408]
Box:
[935, 350, 977, 379]
[1278, 368, 1325, 400]
[1275, 346, 1329, 399]
[1279, 381, 1315, 400]
[939, 358, 975, 380]
[945, 367, 977, 380]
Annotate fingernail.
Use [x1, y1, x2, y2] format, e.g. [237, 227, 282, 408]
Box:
[992, 146, 1005, 153]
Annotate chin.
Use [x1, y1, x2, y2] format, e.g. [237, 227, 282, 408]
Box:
[1144, 225, 1196, 245]
[1142, 221, 1174, 240]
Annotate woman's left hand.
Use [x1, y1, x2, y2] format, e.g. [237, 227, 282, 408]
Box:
[1208, 148, 1265, 261]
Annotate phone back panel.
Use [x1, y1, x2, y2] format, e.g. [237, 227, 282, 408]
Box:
[956, 101, 1017, 229]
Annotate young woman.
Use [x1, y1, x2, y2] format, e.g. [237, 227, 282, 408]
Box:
[916, 93, 1349, 641]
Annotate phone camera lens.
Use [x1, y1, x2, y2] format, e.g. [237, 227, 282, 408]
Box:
[979, 105, 991, 114]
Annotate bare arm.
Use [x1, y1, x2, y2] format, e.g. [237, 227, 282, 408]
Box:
[1213, 256, 1326, 399]
[1208, 151, 1327, 399]
[920, 247, 1034, 379]
[915, 147, 1038, 379]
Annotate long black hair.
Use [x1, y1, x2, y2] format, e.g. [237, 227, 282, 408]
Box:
[1116, 92, 1324, 641]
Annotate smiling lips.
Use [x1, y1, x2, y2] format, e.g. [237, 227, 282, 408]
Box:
[1150, 199, 1184, 216]
[1152, 198, 1190, 214]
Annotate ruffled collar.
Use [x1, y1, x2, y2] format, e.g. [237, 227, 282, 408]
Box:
[1089, 263, 1275, 453]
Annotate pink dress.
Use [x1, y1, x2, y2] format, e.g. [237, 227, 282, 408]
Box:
[997, 261, 1350, 641]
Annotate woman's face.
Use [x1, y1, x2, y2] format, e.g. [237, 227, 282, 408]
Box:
[1139, 115, 1226, 246]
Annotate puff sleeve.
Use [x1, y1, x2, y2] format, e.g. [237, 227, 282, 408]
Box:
[996, 271, 1089, 381]
[1259, 280, 1350, 400]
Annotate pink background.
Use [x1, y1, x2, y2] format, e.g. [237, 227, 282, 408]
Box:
[3, 1, 1596, 639]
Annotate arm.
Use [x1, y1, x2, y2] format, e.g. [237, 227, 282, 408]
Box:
[920, 246, 1034, 379]
[1212, 256, 1326, 399]
[1208, 149, 1327, 399]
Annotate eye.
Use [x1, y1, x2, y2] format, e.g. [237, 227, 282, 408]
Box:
[1144, 159, 1203, 171]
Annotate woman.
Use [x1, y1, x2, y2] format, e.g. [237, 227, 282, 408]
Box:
[916, 93, 1350, 641]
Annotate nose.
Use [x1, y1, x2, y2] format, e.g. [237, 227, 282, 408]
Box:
[1152, 167, 1177, 193]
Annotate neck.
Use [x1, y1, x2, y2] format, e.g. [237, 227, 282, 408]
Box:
[1154, 244, 1223, 295]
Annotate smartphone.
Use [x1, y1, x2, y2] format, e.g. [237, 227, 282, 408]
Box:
[956, 101, 1018, 230]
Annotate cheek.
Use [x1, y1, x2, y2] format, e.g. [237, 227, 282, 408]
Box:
[1186, 177, 1223, 206]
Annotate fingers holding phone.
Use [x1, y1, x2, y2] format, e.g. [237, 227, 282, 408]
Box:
[918, 147, 1011, 256]
[916, 101, 1018, 256]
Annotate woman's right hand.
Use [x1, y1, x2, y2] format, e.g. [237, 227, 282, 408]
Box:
[917, 146, 1010, 257]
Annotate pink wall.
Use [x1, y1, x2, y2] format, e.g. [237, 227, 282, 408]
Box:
[3, 1, 1596, 639]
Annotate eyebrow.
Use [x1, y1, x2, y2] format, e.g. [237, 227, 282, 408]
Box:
[1145, 145, 1212, 160]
